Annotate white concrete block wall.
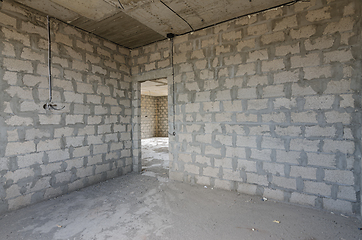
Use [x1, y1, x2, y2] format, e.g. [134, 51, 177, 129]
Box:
[0, 1, 132, 214]
[141, 95, 157, 138]
[131, 41, 171, 76]
[141, 95, 169, 138]
[131, 0, 362, 215]
[156, 96, 168, 137]
[132, 81, 142, 173]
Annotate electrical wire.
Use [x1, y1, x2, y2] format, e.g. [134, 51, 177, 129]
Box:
[43, 16, 64, 111]
[160, 0, 194, 32]
[167, 35, 176, 136]
[117, 0, 125, 9]
[171, 37, 176, 136]
[179, 0, 303, 37]
[39, 15, 129, 50]
[136, 0, 304, 49]
[47, 15, 52, 103]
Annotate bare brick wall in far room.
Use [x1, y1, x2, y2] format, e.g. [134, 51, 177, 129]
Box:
[156, 96, 168, 137]
[141, 95, 168, 138]
[141, 95, 157, 138]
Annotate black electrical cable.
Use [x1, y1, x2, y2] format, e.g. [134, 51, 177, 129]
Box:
[47, 15, 52, 103]
[160, 0, 194, 32]
[167, 35, 176, 136]
[117, 0, 125, 9]
[171, 37, 176, 136]
[42, 15, 129, 49]
[136, 0, 304, 49]
[43, 16, 64, 111]
[182, 0, 302, 37]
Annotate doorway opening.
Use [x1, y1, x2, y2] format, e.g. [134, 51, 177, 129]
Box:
[140, 79, 169, 181]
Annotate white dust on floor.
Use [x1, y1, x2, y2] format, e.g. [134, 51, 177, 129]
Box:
[0, 138, 361, 240]
[141, 137, 169, 183]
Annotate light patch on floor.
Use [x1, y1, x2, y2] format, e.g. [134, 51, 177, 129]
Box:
[141, 137, 169, 182]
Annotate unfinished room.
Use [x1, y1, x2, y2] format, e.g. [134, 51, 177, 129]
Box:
[141, 79, 170, 179]
[0, 0, 361, 239]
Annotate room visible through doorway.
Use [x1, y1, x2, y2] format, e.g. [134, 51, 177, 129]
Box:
[140, 79, 169, 181]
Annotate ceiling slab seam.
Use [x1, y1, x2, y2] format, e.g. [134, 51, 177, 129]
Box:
[133, 0, 305, 50]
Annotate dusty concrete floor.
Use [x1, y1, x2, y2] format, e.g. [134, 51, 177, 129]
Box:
[0, 137, 361, 240]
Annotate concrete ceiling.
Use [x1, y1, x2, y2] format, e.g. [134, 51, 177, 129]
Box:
[141, 79, 168, 96]
[12, 0, 293, 49]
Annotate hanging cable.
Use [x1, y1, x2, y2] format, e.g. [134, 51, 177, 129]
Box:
[117, 0, 125, 9]
[47, 15, 52, 103]
[167, 33, 176, 136]
[43, 16, 64, 111]
[134, 0, 305, 49]
[171, 37, 176, 136]
[160, 0, 194, 32]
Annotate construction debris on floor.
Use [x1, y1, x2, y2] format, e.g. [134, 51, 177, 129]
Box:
[0, 138, 360, 240]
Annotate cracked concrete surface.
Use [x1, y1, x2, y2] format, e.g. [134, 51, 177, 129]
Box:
[0, 137, 361, 240]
